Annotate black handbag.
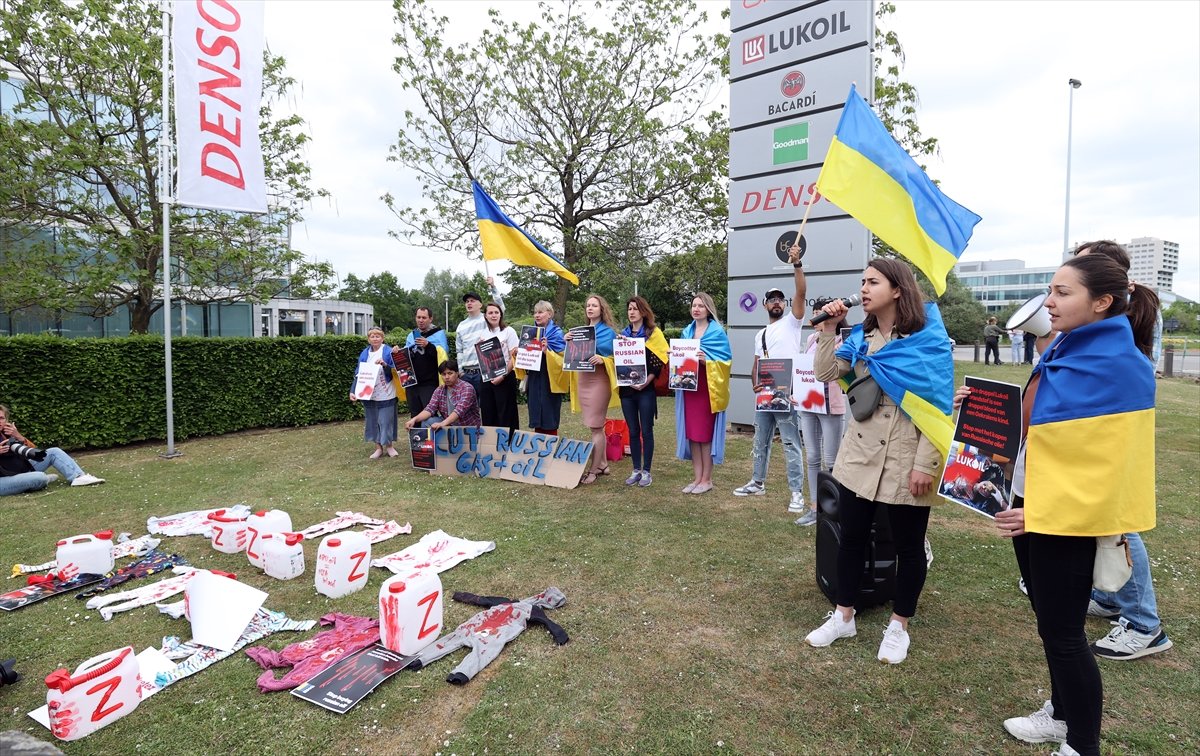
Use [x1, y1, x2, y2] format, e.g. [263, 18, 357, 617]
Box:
[845, 374, 883, 422]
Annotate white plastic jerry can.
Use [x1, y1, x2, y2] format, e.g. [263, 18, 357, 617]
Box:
[55, 530, 115, 578]
[315, 531, 372, 598]
[45, 646, 142, 741]
[244, 509, 292, 568]
[207, 508, 250, 554]
[262, 532, 305, 580]
[378, 572, 444, 655]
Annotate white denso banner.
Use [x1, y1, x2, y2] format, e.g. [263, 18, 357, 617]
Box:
[173, 0, 267, 213]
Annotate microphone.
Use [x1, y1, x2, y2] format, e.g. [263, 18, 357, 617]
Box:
[810, 295, 862, 325]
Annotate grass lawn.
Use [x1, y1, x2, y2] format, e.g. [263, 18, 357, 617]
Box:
[1, 364, 1196, 755]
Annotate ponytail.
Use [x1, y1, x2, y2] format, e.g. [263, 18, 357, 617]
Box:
[1127, 283, 1160, 360]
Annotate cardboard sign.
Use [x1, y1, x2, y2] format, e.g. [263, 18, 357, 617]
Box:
[424, 426, 592, 489]
[755, 358, 793, 412]
[515, 325, 544, 371]
[408, 428, 435, 470]
[353, 362, 382, 400]
[938, 376, 1022, 519]
[475, 336, 510, 381]
[792, 353, 827, 414]
[563, 326, 596, 371]
[668, 339, 700, 391]
[392, 347, 418, 388]
[614, 336, 646, 387]
[291, 644, 418, 714]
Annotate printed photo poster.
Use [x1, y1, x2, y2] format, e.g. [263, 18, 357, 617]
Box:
[409, 428, 435, 470]
[392, 347, 418, 388]
[791, 353, 827, 414]
[353, 362, 383, 400]
[292, 644, 418, 714]
[614, 336, 646, 387]
[475, 336, 510, 381]
[515, 325, 544, 371]
[938, 376, 1022, 519]
[754, 358, 793, 412]
[564, 326, 596, 372]
[668, 339, 701, 391]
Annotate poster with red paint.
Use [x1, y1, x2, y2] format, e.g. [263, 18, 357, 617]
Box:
[353, 362, 382, 400]
[791, 353, 827, 414]
[938, 376, 1020, 519]
[409, 428, 435, 470]
[754, 358, 793, 412]
[668, 339, 700, 391]
[292, 644, 418, 713]
[392, 346, 418, 388]
[0, 572, 104, 611]
[563, 327, 596, 372]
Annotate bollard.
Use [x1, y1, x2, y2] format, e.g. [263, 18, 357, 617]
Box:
[973, 342, 981, 362]
[1164, 347, 1175, 378]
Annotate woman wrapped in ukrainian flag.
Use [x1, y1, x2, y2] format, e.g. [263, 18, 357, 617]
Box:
[674, 291, 732, 495]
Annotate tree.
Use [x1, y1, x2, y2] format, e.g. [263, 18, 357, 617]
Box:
[384, 0, 728, 320]
[639, 242, 728, 327]
[916, 270, 988, 345]
[338, 272, 420, 332]
[0, 0, 332, 333]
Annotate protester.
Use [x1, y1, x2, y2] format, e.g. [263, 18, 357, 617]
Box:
[1009, 328, 1024, 364]
[675, 292, 732, 495]
[619, 296, 669, 488]
[0, 404, 104, 494]
[802, 259, 951, 665]
[983, 316, 1004, 365]
[455, 277, 504, 398]
[405, 360, 481, 430]
[568, 294, 618, 485]
[349, 326, 399, 459]
[477, 302, 520, 433]
[733, 257, 809, 513]
[523, 301, 567, 435]
[795, 296, 848, 527]
[991, 251, 1158, 756]
[397, 306, 449, 418]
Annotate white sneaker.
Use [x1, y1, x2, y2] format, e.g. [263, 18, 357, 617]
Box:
[1052, 743, 1081, 756]
[1086, 599, 1120, 619]
[877, 620, 910, 664]
[924, 537, 934, 568]
[1091, 618, 1173, 661]
[787, 490, 806, 513]
[805, 610, 856, 647]
[71, 473, 106, 487]
[1003, 700, 1067, 744]
[733, 480, 765, 496]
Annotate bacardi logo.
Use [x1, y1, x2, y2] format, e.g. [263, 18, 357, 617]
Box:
[781, 71, 805, 98]
[742, 35, 765, 64]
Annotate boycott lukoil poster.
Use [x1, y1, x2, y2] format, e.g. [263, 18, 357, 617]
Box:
[416, 426, 593, 489]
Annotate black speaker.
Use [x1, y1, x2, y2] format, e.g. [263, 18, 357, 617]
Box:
[814, 470, 897, 610]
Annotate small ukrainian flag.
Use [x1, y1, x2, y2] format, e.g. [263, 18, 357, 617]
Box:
[472, 182, 579, 286]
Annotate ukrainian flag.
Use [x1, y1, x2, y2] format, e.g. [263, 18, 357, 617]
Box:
[1025, 315, 1156, 536]
[472, 182, 579, 285]
[816, 86, 981, 295]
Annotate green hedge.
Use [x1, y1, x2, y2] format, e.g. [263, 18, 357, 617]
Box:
[0, 335, 376, 451]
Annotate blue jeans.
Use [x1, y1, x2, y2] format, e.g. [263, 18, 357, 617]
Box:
[0, 447, 84, 495]
[798, 411, 844, 503]
[620, 389, 657, 472]
[460, 369, 483, 399]
[750, 409, 803, 493]
[1091, 532, 1161, 634]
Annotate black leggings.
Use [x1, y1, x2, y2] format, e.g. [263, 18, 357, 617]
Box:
[835, 494, 930, 618]
[1011, 498, 1102, 756]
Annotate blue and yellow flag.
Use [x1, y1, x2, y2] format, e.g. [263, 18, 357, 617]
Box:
[816, 86, 982, 295]
[472, 181, 579, 285]
[1025, 315, 1156, 536]
[835, 302, 955, 460]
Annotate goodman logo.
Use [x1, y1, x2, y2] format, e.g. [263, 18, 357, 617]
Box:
[742, 36, 765, 64]
[772, 122, 809, 165]
[781, 71, 805, 98]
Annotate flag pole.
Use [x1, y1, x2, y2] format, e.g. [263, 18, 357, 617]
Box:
[788, 183, 820, 263]
[160, 0, 181, 458]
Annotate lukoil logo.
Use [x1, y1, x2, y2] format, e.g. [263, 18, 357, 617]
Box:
[772, 122, 809, 165]
[780, 71, 805, 98]
[742, 36, 765, 64]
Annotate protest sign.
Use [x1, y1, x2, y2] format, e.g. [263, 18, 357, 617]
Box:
[422, 426, 592, 489]
[292, 644, 418, 714]
[564, 327, 596, 371]
[409, 428, 435, 470]
[516, 325, 544, 371]
[392, 347, 418, 388]
[475, 337, 510, 381]
[755, 358, 793, 412]
[353, 362, 382, 400]
[668, 339, 701, 391]
[792, 353, 827, 414]
[938, 376, 1022, 518]
[614, 336, 646, 387]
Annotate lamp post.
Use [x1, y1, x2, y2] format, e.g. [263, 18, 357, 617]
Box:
[443, 294, 450, 329]
[1063, 78, 1082, 256]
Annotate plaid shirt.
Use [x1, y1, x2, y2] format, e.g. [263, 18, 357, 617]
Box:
[427, 380, 481, 427]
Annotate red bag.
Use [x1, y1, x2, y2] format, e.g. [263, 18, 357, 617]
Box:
[605, 432, 624, 462]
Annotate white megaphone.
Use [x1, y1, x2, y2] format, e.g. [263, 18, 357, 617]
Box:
[1006, 292, 1053, 337]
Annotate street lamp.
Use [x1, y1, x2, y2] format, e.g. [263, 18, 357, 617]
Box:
[443, 294, 450, 328]
[1063, 78, 1082, 257]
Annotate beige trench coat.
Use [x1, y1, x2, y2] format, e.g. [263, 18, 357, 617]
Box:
[814, 329, 943, 507]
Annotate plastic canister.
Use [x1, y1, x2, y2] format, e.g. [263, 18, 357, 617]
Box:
[245, 509, 292, 568]
[45, 646, 142, 741]
[262, 532, 305, 580]
[55, 530, 115, 578]
[378, 572, 444, 655]
[207, 508, 250, 554]
[315, 531, 372, 598]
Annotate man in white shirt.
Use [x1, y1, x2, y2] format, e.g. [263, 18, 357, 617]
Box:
[733, 261, 808, 514]
[455, 277, 504, 397]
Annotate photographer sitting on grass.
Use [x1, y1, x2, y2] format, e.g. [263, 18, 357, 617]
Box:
[0, 404, 104, 495]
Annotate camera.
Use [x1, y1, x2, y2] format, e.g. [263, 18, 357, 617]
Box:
[3, 437, 46, 462]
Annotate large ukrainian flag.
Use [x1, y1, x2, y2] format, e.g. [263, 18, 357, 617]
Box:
[472, 182, 579, 285]
[816, 86, 982, 295]
[1025, 315, 1156, 536]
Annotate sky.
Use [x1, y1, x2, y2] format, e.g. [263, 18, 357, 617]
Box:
[261, 0, 1200, 301]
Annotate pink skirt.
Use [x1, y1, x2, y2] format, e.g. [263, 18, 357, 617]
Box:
[577, 369, 611, 429]
[683, 367, 715, 443]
